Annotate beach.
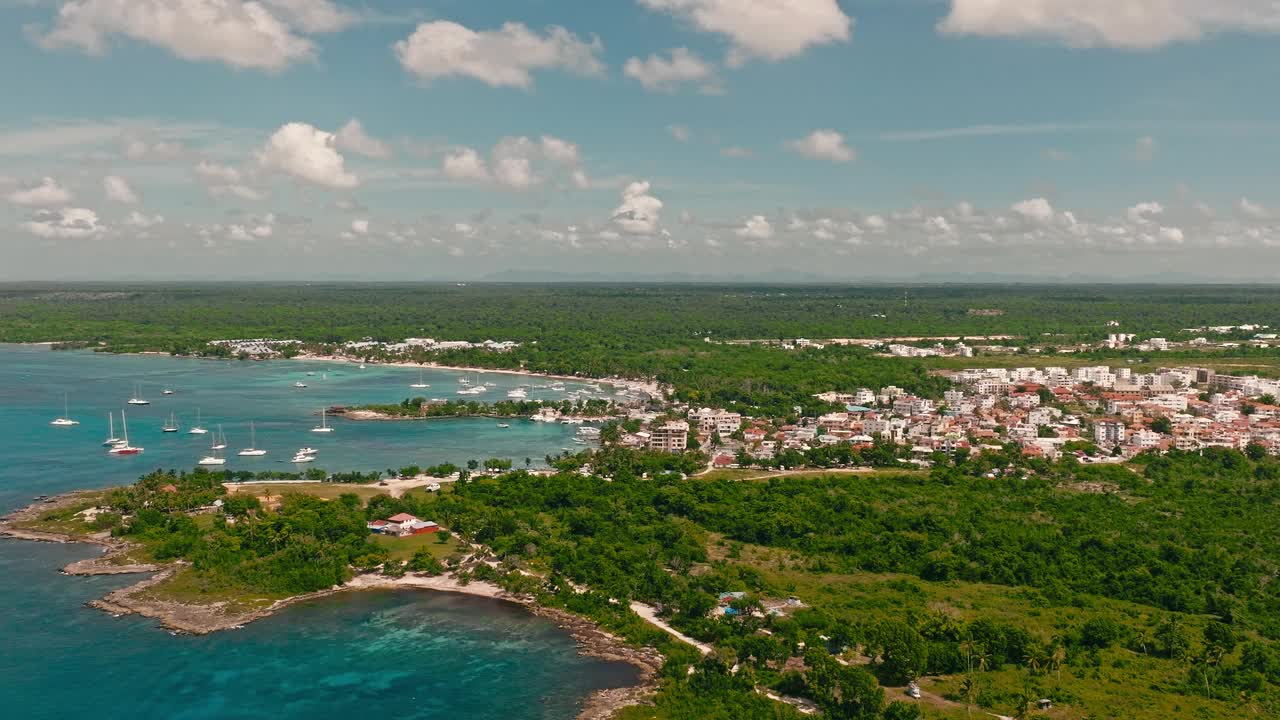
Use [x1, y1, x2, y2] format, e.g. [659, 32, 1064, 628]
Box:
[291, 352, 666, 399]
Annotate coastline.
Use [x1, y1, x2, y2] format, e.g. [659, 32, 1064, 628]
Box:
[0, 492, 660, 720]
[339, 407, 614, 423]
[291, 352, 664, 398]
[30, 342, 665, 400]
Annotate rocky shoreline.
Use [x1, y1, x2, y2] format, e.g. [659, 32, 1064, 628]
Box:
[1, 492, 661, 719]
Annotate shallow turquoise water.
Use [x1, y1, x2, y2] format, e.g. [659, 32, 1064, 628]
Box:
[0, 345, 636, 719]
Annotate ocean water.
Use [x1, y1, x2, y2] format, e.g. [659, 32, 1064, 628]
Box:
[0, 345, 637, 719]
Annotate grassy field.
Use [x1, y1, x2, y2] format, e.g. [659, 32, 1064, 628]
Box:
[224, 482, 388, 503]
[372, 531, 461, 562]
[137, 567, 292, 613]
[10, 491, 112, 536]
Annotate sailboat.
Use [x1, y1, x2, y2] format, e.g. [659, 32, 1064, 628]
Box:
[198, 429, 226, 465]
[311, 408, 334, 433]
[211, 425, 227, 450]
[50, 392, 79, 426]
[238, 421, 267, 456]
[103, 413, 125, 446]
[127, 384, 150, 406]
[162, 412, 179, 433]
[411, 370, 429, 389]
[108, 410, 143, 455]
[188, 409, 208, 435]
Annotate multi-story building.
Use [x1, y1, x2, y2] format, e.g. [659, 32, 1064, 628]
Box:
[648, 421, 690, 453]
[1095, 420, 1127, 447]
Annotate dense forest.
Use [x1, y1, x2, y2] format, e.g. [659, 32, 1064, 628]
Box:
[4, 282, 1279, 349]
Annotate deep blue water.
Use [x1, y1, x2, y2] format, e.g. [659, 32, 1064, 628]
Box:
[0, 345, 636, 719]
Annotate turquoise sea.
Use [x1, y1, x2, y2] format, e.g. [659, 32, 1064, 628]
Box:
[0, 345, 637, 719]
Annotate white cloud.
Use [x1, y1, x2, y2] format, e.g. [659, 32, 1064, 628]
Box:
[1158, 226, 1186, 244]
[351, 218, 369, 234]
[939, 0, 1280, 50]
[443, 147, 490, 181]
[539, 135, 581, 166]
[124, 210, 163, 228]
[103, 175, 139, 204]
[8, 177, 74, 207]
[623, 48, 721, 93]
[786, 129, 855, 163]
[257, 122, 358, 189]
[195, 160, 243, 185]
[394, 21, 604, 89]
[735, 214, 774, 240]
[639, 0, 853, 64]
[260, 0, 356, 34]
[492, 137, 537, 190]
[1012, 197, 1056, 224]
[334, 119, 389, 159]
[611, 180, 664, 235]
[123, 137, 186, 161]
[228, 214, 275, 240]
[195, 160, 265, 200]
[1136, 135, 1158, 161]
[1238, 197, 1268, 219]
[20, 207, 104, 239]
[36, 0, 330, 71]
[721, 146, 753, 158]
[667, 124, 692, 143]
[1126, 201, 1164, 224]
[215, 184, 266, 201]
[443, 135, 587, 190]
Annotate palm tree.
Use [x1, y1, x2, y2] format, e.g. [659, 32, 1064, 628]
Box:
[959, 674, 977, 718]
[1133, 627, 1152, 656]
[1049, 641, 1067, 686]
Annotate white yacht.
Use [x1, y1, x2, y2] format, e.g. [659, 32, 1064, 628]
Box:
[188, 409, 208, 435]
[162, 388, 175, 395]
[291, 449, 317, 463]
[410, 370, 430, 389]
[103, 413, 124, 446]
[506, 388, 528, 399]
[108, 411, 143, 455]
[162, 412, 179, 433]
[50, 393, 79, 426]
[311, 408, 334, 433]
[127, 384, 150, 405]
[211, 425, 228, 450]
[237, 421, 267, 457]
[294, 381, 308, 389]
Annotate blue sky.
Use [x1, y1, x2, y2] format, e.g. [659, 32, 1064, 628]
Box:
[3, 0, 1280, 280]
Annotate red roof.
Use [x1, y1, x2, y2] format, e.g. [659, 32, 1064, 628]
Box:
[369, 520, 390, 527]
[713, 454, 736, 467]
[386, 512, 418, 523]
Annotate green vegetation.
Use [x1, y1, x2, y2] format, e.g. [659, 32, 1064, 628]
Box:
[398, 447, 1278, 719]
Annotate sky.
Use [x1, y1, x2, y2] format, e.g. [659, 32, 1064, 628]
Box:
[4, 0, 1280, 281]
